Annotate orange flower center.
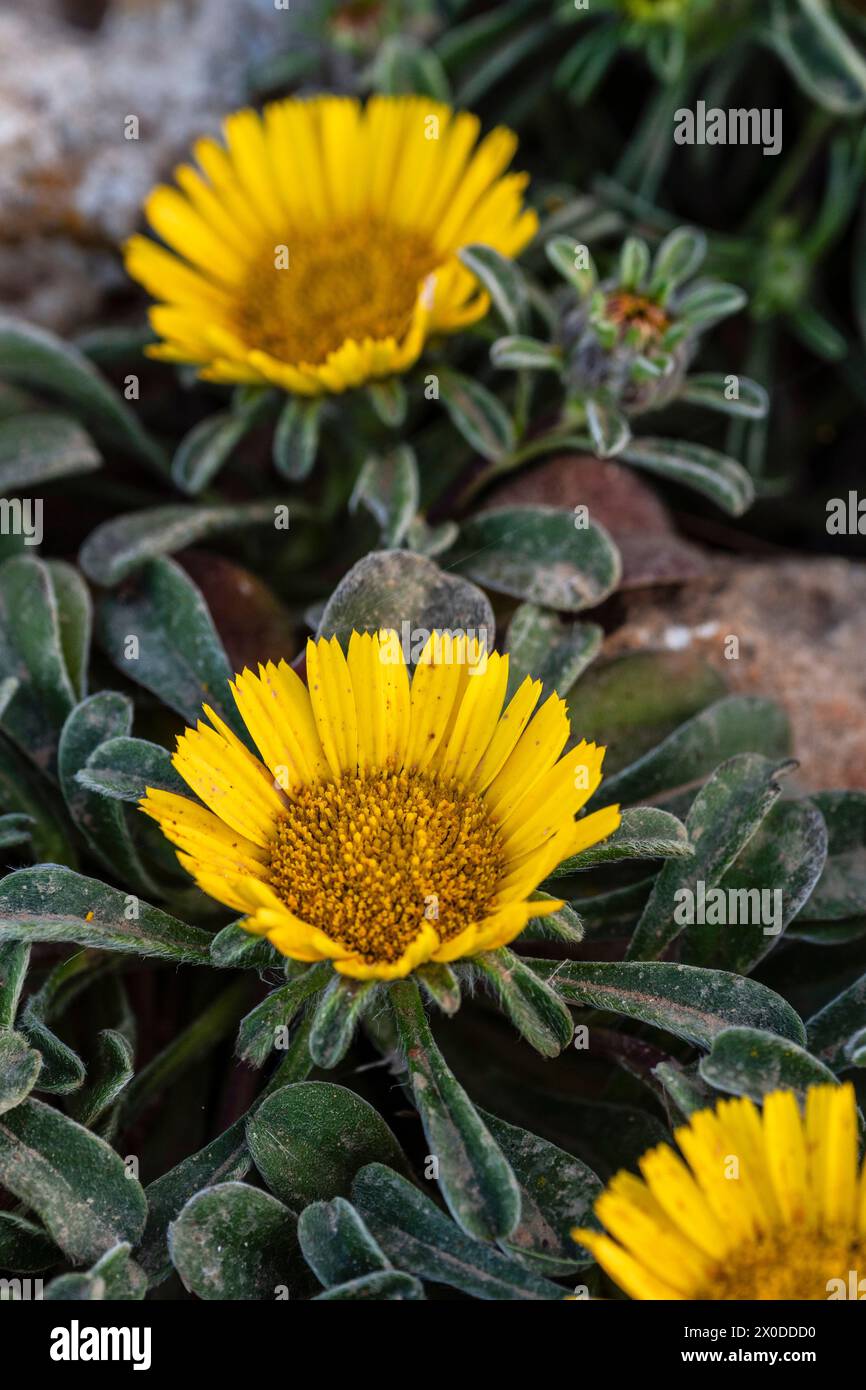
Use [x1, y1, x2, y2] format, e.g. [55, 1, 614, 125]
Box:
[696, 1227, 866, 1300]
[268, 768, 503, 963]
[235, 218, 439, 366]
[604, 290, 670, 348]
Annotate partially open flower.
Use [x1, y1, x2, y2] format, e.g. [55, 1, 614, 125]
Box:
[574, 1081, 866, 1300]
[140, 631, 619, 980]
[125, 96, 537, 395]
[489, 224, 754, 465]
[552, 226, 745, 418]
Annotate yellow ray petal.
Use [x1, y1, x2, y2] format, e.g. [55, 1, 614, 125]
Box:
[245, 348, 324, 395]
[239, 879, 355, 961]
[434, 126, 520, 251]
[812, 1082, 858, 1228]
[140, 788, 268, 877]
[347, 630, 411, 771]
[483, 693, 570, 818]
[430, 901, 541, 963]
[178, 860, 265, 915]
[675, 1109, 761, 1241]
[500, 805, 620, 902]
[347, 631, 382, 770]
[144, 185, 245, 286]
[222, 107, 285, 236]
[495, 830, 574, 904]
[416, 109, 482, 229]
[252, 915, 347, 962]
[231, 662, 329, 790]
[471, 899, 553, 953]
[388, 100, 453, 225]
[562, 804, 621, 859]
[334, 923, 440, 981]
[470, 676, 542, 792]
[498, 742, 605, 858]
[571, 1229, 684, 1301]
[305, 636, 359, 777]
[713, 1095, 782, 1234]
[404, 632, 467, 770]
[638, 1143, 730, 1260]
[433, 650, 509, 784]
[173, 164, 255, 259]
[148, 306, 215, 360]
[762, 1088, 811, 1228]
[320, 97, 365, 219]
[594, 1175, 712, 1294]
[172, 709, 285, 846]
[378, 628, 411, 768]
[123, 235, 229, 312]
[192, 135, 264, 240]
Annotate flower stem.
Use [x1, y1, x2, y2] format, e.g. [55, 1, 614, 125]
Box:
[262, 1013, 315, 1095]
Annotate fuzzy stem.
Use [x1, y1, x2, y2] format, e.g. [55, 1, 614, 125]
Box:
[262, 1013, 315, 1096]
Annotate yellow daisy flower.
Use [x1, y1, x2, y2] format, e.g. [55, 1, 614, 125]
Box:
[124, 95, 538, 395]
[140, 630, 620, 981]
[574, 1081, 866, 1300]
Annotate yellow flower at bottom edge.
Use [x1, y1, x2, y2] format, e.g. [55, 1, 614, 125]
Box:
[124, 95, 538, 395]
[573, 1081, 866, 1300]
[140, 630, 620, 981]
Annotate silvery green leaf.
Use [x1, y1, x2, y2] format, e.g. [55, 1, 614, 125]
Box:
[458, 244, 528, 334]
[545, 235, 597, 297]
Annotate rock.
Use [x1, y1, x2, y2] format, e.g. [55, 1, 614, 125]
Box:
[483, 453, 707, 589]
[178, 550, 299, 675]
[316, 549, 496, 651]
[0, 0, 314, 332]
[605, 556, 866, 792]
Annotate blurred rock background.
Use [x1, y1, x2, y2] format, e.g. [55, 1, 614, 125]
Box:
[0, 0, 318, 328]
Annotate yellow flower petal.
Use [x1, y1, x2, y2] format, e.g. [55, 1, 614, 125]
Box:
[346, 629, 410, 771]
[638, 1143, 729, 1260]
[676, 1108, 762, 1241]
[596, 1174, 714, 1293]
[470, 675, 542, 792]
[762, 1088, 811, 1227]
[498, 743, 605, 859]
[404, 632, 468, 769]
[809, 1082, 858, 1228]
[230, 661, 330, 790]
[172, 709, 285, 846]
[483, 693, 570, 818]
[305, 635, 359, 778]
[571, 1229, 684, 1301]
[334, 923, 440, 981]
[433, 650, 509, 784]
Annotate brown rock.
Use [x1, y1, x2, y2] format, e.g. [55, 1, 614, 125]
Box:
[483, 453, 707, 589]
[606, 556, 866, 791]
[178, 550, 299, 675]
